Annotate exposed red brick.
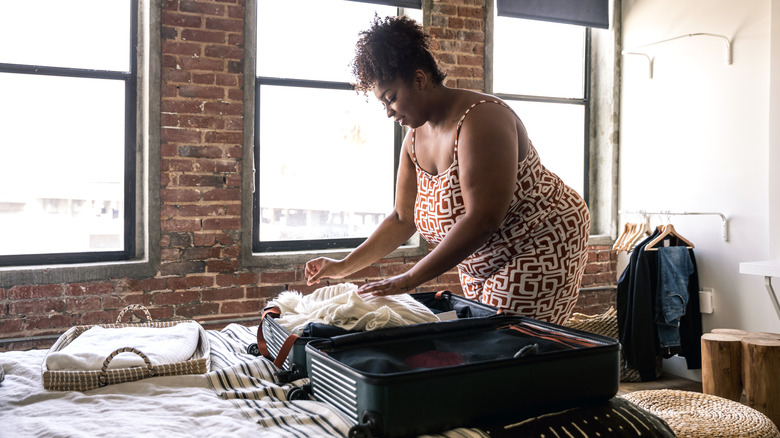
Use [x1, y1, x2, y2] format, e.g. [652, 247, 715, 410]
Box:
[168, 275, 215, 290]
[65, 282, 114, 297]
[9, 284, 63, 300]
[220, 300, 262, 315]
[216, 272, 259, 286]
[0, 318, 25, 334]
[176, 302, 220, 318]
[181, 29, 226, 44]
[151, 290, 200, 305]
[10, 298, 66, 315]
[66, 296, 102, 312]
[247, 285, 286, 299]
[259, 270, 298, 284]
[202, 287, 244, 301]
[180, 0, 225, 16]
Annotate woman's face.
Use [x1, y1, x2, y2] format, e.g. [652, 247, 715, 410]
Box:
[373, 77, 424, 129]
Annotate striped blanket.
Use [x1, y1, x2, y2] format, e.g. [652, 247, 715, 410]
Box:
[206, 324, 489, 438]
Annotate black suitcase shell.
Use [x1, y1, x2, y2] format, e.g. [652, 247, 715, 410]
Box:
[256, 291, 499, 381]
[305, 315, 620, 438]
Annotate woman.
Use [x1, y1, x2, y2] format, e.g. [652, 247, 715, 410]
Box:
[305, 15, 590, 325]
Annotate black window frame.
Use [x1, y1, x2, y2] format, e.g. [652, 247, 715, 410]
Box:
[251, 1, 413, 254]
[0, 0, 138, 267]
[492, 24, 592, 205]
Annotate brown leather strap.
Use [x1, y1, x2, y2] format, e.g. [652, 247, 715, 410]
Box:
[273, 333, 300, 369]
[256, 306, 281, 360]
[434, 290, 450, 300]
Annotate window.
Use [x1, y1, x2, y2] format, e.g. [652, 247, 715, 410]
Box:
[0, 0, 137, 266]
[253, 0, 422, 253]
[492, 15, 589, 200]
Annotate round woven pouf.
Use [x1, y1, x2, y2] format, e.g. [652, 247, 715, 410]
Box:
[622, 389, 780, 438]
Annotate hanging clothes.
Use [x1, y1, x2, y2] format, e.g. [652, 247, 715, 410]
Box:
[616, 228, 703, 381]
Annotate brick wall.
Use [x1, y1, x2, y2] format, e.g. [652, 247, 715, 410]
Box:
[0, 0, 617, 352]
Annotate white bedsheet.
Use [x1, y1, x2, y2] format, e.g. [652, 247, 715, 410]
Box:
[0, 324, 489, 438]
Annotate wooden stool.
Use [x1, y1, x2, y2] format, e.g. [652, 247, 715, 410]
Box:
[742, 336, 780, 426]
[701, 332, 744, 401]
[711, 328, 750, 337]
[622, 389, 780, 438]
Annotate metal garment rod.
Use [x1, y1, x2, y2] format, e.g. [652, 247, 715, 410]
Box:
[622, 33, 733, 78]
[618, 210, 729, 242]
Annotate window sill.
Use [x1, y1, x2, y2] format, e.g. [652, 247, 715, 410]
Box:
[0, 257, 158, 289]
[241, 234, 428, 270]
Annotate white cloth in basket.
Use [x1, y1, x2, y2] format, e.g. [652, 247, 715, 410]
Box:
[270, 283, 439, 335]
[45, 322, 201, 371]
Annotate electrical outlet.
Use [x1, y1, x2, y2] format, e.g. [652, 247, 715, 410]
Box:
[699, 287, 714, 314]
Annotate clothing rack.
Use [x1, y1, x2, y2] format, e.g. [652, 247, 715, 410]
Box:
[618, 210, 729, 242]
[622, 33, 733, 79]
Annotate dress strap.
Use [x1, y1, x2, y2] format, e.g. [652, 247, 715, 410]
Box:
[453, 100, 512, 166]
[410, 129, 418, 167]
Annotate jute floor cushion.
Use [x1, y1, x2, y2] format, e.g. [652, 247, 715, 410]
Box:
[621, 389, 780, 438]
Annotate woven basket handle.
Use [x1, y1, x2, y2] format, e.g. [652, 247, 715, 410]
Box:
[115, 304, 153, 324]
[98, 347, 155, 387]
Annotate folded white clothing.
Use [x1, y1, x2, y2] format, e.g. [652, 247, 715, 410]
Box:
[45, 322, 201, 371]
[270, 283, 439, 335]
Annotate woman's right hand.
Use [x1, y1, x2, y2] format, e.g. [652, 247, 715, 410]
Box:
[305, 257, 346, 286]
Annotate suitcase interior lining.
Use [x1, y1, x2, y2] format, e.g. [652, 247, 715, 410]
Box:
[325, 321, 601, 375]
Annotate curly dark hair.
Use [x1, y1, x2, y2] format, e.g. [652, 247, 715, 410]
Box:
[351, 15, 447, 94]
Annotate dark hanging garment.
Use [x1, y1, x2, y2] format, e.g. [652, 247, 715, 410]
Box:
[617, 230, 661, 381]
[616, 230, 703, 381]
[677, 250, 703, 369]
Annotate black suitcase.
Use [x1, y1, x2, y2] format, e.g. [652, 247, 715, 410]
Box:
[250, 291, 499, 382]
[304, 315, 620, 438]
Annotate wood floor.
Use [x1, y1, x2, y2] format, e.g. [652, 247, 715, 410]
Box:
[618, 373, 702, 396]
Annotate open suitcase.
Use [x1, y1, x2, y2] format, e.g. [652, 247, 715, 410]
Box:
[304, 315, 620, 438]
[250, 291, 499, 382]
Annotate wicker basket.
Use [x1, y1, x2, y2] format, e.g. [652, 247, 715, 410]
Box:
[42, 305, 210, 391]
[622, 389, 780, 438]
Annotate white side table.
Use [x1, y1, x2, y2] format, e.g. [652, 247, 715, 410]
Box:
[739, 260, 780, 320]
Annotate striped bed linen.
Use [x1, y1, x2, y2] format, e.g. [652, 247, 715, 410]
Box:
[206, 323, 490, 438]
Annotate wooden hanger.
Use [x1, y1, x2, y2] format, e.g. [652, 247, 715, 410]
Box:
[613, 222, 635, 252]
[623, 221, 650, 252]
[644, 223, 694, 251]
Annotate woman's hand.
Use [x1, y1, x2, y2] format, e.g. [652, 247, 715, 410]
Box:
[357, 274, 416, 297]
[305, 257, 347, 286]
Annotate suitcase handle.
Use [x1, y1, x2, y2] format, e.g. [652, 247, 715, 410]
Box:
[256, 306, 301, 369]
[256, 306, 281, 361]
[434, 290, 450, 300]
[273, 333, 300, 369]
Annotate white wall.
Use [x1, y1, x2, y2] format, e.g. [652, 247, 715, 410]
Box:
[771, 0, 780, 259]
[619, 0, 779, 377]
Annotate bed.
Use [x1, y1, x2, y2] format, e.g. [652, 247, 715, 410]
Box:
[0, 323, 491, 438]
[1, 323, 675, 438]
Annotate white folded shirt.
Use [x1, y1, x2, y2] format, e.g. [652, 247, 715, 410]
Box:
[270, 283, 440, 335]
[45, 322, 201, 371]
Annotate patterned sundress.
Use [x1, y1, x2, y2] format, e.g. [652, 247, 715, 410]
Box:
[412, 100, 591, 325]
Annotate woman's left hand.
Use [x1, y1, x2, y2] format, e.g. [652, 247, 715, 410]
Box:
[357, 274, 415, 297]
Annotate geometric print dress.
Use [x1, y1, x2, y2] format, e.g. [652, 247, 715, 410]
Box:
[412, 100, 591, 325]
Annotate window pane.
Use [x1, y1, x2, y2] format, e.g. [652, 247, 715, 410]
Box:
[506, 100, 585, 196]
[257, 0, 398, 82]
[0, 0, 131, 71]
[0, 74, 126, 255]
[494, 17, 585, 98]
[257, 85, 395, 241]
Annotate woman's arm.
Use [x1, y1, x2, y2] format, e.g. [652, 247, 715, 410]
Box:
[305, 131, 419, 285]
[359, 103, 523, 295]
